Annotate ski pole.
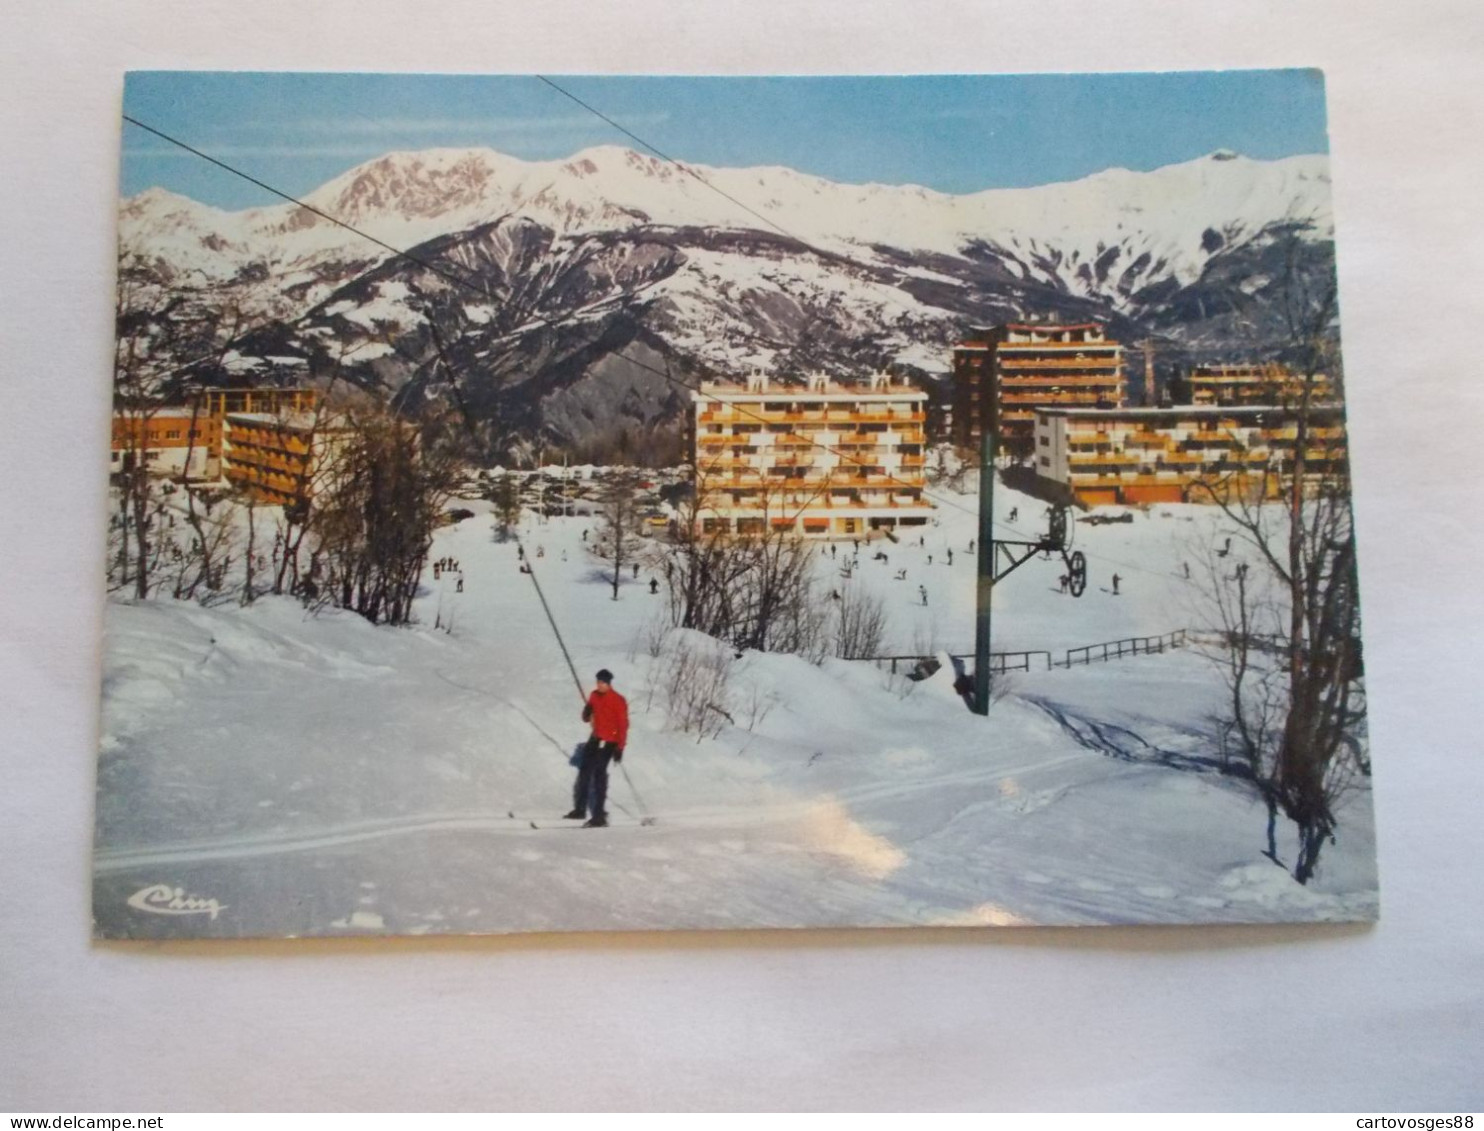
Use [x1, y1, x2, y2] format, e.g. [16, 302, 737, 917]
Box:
[619, 761, 656, 826]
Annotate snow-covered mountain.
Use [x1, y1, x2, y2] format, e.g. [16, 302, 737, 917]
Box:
[118, 145, 1337, 456]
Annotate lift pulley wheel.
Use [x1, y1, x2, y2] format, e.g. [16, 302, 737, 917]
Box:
[1045, 504, 1073, 553]
[1067, 550, 1087, 598]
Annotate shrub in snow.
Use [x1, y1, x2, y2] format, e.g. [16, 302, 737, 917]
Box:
[650, 629, 736, 740]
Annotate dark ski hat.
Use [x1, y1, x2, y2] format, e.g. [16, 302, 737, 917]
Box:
[595, 669, 614, 684]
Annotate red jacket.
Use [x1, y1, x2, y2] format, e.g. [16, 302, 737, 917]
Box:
[585, 688, 629, 749]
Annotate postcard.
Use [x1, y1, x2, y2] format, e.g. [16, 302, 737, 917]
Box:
[95, 70, 1376, 936]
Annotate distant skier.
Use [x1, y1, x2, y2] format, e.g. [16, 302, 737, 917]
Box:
[566, 669, 629, 828]
[1059, 574, 1069, 593]
[1112, 573, 1121, 596]
[919, 585, 928, 606]
[1183, 561, 1191, 579]
[649, 578, 659, 595]
[946, 549, 953, 566]
[927, 554, 933, 565]
[456, 577, 464, 593]
[968, 539, 975, 553]
[633, 562, 640, 579]
[1008, 506, 1018, 523]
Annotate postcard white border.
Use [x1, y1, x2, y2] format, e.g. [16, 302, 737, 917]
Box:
[1, 0, 1480, 1110]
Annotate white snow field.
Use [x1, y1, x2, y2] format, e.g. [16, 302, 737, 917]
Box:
[92, 478, 1378, 937]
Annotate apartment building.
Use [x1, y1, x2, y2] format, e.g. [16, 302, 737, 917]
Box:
[109, 407, 223, 481]
[952, 321, 1126, 453]
[690, 374, 933, 538]
[109, 387, 320, 484]
[223, 409, 352, 506]
[1189, 362, 1335, 406]
[1033, 405, 1349, 507]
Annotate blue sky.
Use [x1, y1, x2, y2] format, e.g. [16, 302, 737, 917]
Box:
[121, 71, 1329, 209]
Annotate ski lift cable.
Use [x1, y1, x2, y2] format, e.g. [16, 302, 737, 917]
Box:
[515, 534, 657, 825]
[123, 117, 494, 302]
[125, 116, 930, 519]
[123, 116, 1186, 585]
[536, 77, 824, 256]
[126, 114, 991, 534]
[514, 535, 587, 704]
[530, 81, 1195, 585]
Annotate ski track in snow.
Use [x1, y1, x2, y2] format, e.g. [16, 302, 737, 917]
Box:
[93, 744, 1092, 873]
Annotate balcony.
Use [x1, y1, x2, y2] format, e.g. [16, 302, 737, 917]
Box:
[697, 460, 762, 474]
[999, 356, 1121, 370]
[1004, 394, 1105, 408]
[851, 412, 924, 424]
[1068, 453, 1140, 467]
[1000, 338, 1115, 350]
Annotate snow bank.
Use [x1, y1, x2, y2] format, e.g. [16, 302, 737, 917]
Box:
[93, 479, 1377, 937]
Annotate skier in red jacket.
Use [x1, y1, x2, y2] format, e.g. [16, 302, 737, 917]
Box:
[566, 669, 629, 827]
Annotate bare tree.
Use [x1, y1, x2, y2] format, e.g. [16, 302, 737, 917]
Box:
[488, 473, 522, 542]
[1192, 237, 1366, 884]
[591, 469, 646, 600]
[172, 309, 251, 601]
[931, 444, 974, 495]
[312, 404, 467, 626]
[659, 469, 825, 658]
[240, 491, 261, 606]
[834, 584, 888, 660]
[111, 251, 253, 599]
[111, 257, 180, 598]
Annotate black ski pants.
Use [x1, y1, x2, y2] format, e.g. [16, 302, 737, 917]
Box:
[574, 738, 619, 818]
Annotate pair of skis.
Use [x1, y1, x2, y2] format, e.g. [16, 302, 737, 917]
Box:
[507, 810, 648, 831]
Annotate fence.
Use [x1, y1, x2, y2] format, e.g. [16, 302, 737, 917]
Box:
[860, 629, 1187, 677]
[872, 650, 1052, 676]
[1059, 629, 1187, 668]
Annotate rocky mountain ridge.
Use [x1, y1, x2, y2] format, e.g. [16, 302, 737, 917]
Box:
[118, 145, 1338, 458]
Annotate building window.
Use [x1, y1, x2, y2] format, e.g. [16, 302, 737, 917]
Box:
[1039, 456, 1051, 467]
[1038, 435, 1049, 447]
